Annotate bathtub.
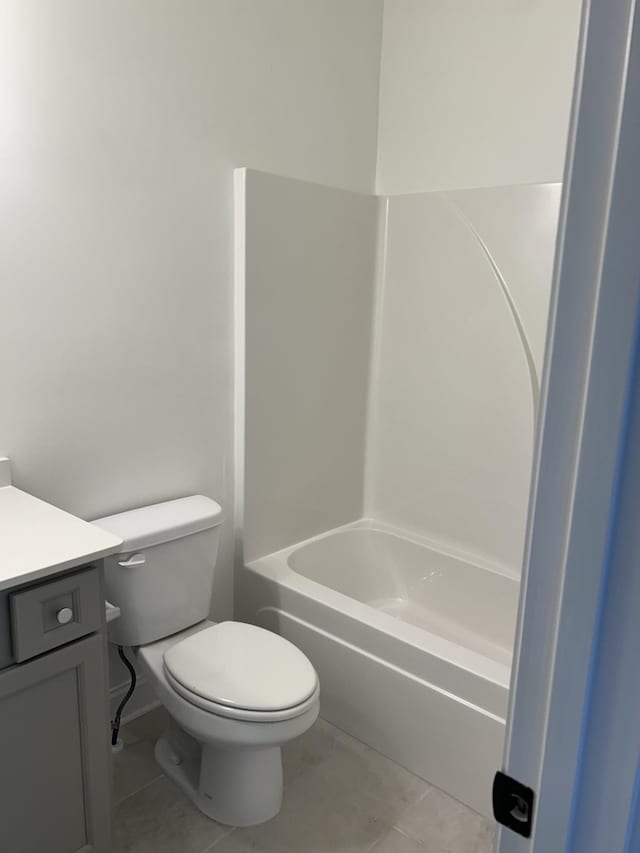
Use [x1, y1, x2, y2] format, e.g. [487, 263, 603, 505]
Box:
[238, 520, 519, 817]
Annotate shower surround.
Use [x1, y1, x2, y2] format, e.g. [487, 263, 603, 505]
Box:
[234, 168, 560, 815]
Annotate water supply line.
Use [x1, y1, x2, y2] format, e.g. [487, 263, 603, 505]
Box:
[110, 645, 137, 748]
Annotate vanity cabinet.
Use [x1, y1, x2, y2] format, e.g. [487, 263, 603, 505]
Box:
[0, 565, 112, 853]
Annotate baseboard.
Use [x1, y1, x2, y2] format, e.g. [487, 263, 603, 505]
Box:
[109, 677, 159, 726]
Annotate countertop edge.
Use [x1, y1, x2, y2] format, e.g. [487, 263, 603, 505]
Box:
[0, 543, 122, 592]
[0, 485, 123, 592]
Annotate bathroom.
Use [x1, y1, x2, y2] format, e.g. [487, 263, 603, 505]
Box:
[3, 2, 639, 852]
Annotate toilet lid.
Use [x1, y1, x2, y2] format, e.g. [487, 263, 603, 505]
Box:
[163, 622, 318, 712]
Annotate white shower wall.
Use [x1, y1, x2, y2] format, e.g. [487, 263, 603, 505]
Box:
[365, 184, 562, 574]
[238, 171, 561, 577]
[238, 170, 378, 562]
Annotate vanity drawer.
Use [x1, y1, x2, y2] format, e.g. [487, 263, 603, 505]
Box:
[10, 567, 102, 662]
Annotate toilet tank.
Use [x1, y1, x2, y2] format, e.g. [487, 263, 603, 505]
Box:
[93, 496, 223, 647]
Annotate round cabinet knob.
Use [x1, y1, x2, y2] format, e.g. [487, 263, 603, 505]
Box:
[56, 607, 74, 625]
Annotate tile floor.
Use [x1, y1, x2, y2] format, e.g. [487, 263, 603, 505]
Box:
[112, 707, 496, 853]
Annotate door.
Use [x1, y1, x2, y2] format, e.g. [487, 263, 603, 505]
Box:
[498, 1, 640, 851]
[0, 634, 112, 853]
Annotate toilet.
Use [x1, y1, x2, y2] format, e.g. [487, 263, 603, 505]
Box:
[93, 496, 319, 827]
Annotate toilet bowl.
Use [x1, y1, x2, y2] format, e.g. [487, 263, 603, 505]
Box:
[137, 620, 319, 826]
[93, 496, 320, 826]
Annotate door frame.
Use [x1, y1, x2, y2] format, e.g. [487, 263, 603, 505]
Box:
[499, 0, 640, 850]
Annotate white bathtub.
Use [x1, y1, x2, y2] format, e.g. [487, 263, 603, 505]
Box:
[238, 520, 519, 816]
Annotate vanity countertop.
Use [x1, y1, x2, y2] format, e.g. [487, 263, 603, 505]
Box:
[0, 459, 122, 591]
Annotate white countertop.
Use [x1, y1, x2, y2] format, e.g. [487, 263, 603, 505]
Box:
[0, 461, 122, 591]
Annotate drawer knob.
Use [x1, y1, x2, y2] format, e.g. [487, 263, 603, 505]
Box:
[56, 607, 74, 625]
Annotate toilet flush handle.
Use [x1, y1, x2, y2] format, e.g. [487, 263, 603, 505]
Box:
[117, 553, 146, 568]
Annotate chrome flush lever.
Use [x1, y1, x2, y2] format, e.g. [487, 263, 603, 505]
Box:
[117, 553, 146, 567]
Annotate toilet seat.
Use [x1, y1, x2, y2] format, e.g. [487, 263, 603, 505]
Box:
[164, 666, 320, 721]
[162, 621, 319, 722]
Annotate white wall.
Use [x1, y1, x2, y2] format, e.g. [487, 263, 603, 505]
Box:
[239, 170, 377, 561]
[375, 0, 582, 194]
[0, 0, 576, 700]
[365, 184, 561, 573]
[0, 0, 384, 640]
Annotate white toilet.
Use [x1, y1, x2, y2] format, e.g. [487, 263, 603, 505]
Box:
[94, 495, 319, 827]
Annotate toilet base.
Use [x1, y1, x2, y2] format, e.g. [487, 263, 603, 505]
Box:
[156, 732, 283, 827]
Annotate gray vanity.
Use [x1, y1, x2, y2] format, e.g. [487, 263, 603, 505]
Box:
[0, 459, 122, 853]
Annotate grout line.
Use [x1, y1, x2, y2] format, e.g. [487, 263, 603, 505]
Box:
[113, 771, 165, 808]
[390, 785, 435, 842]
[392, 820, 424, 846]
[203, 824, 237, 850]
[390, 824, 415, 840]
[417, 785, 435, 803]
[363, 826, 389, 853]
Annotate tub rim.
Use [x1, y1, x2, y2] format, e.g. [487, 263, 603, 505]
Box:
[245, 519, 516, 702]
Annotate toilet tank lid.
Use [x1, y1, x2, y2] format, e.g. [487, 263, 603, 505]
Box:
[92, 495, 223, 552]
